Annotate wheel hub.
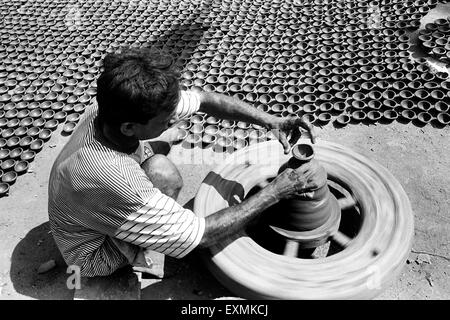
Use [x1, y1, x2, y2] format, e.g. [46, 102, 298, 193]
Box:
[269, 194, 341, 251]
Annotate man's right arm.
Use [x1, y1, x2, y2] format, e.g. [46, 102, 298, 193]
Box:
[198, 160, 326, 248]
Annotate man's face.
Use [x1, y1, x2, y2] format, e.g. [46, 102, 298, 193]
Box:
[131, 108, 177, 140]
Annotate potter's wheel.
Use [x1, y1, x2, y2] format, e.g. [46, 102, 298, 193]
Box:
[194, 140, 414, 299]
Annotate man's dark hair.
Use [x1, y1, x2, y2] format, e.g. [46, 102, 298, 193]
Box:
[96, 46, 180, 126]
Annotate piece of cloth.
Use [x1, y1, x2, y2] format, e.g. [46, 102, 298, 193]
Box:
[48, 90, 205, 277]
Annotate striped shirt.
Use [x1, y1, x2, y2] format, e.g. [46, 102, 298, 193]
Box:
[48, 90, 205, 277]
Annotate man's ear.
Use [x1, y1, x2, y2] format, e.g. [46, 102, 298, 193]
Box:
[119, 122, 137, 137]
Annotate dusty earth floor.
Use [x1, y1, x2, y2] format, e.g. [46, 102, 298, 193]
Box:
[1, 4, 450, 301]
[0, 116, 448, 300]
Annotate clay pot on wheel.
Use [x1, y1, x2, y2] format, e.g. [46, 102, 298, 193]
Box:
[270, 144, 338, 231]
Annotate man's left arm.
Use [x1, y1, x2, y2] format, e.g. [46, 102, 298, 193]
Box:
[198, 91, 317, 153]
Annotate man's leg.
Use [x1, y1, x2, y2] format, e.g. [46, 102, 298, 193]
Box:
[135, 154, 184, 278]
[141, 154, 183, 200]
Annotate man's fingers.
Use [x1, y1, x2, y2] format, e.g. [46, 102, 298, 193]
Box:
[293, 162, 313, 175]
[288, 127, 302, 146]
[273, 129, 290, 154]
[292, 118, 316, 144]
[279, 132, 290, 154]
[309, 126, 317, 144]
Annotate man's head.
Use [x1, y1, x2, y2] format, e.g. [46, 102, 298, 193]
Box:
[96, 46, 180, 140]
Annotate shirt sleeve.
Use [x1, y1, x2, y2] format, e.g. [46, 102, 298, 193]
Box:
[174, 90, 201, 120]
[113, 188, 205, 259]
[79, 155, 205, 259]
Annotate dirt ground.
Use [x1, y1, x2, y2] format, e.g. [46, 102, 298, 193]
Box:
[0, 117, 448, 300]
[1, 4, 450, 301]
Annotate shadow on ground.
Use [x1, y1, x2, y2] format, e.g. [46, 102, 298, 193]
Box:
[140, 251, 233, 300]
[9, 222, 73, 300]
[9, 208, 233, 300]
[139, 196, 235, 300]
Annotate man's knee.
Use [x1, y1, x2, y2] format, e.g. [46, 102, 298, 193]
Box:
[141, 154, 183, 199]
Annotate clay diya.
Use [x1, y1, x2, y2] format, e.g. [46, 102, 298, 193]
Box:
[19, 136, 33, 149]
[6, 136, 20, 148]
[221, 120, 235, 129]
[183, 133, 202, 148]
[32, 118, 46, 128]
[401, 110, 417, 121]
[0, 182, 9, 197]
[20, 150, 36, 161]
[417, 112, 433, 124]
[1, 159, 16, 171]
[201, 134, 217, 147]
[317, 113, 332, 124]
[14, 160, 29, 174]
[176, 120, 191, 130]
[44, 119, 58, 130]
[232, 139, 248, 150]
[215, 136, 233, 149]
[351, 110, 366, 121]
[205, 116, 220, 125]
[1, 128, 14, 139]
[334, 114, 350, 127]
[30, 139, 44, 151]
[9, 147, 23, 159]
[7, 119, 20, 129]
[437, 113, 450, 125]
[51, 102, 64, 111]
[14, 126, 28, 137]
[17, 109, 30, 119]
[1, 171, 17, 184]
[0, 119, 7, 129]
[19, 117, 33, 127]
[54, 111, 67, 122]
[66, 113, 81, 123]
[29, 109, 43, 118]
[42, 110, 55, 120]
[367, 110, 383, 122]
[0, 149, 10, 161]
[204, 125, 219, 136]
[301, 113, 317, 124]
[39, 129, 52, 141]
[63, 122, 76, 134]
[74, 104, 86, 113]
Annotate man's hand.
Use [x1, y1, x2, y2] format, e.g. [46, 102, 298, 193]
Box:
[267, 116, 317, 154]
[270, 160, 327, 200]
[145, 127, 185, 156]
[152, 126, 184, 145]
